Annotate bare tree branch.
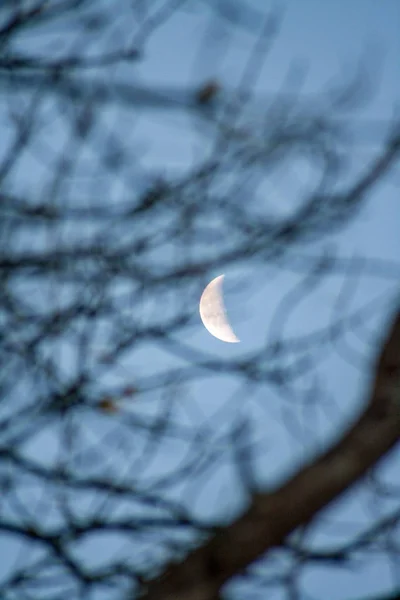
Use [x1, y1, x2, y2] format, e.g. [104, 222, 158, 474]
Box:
[140, 308, 400, 600]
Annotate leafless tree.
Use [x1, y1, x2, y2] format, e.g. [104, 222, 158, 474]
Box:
[0, 2, 399, 600]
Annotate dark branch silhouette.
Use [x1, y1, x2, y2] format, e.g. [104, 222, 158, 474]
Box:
[0, 2, 399, 600]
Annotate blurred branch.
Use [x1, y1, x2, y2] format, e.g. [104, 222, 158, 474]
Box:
[349, 591, 400, 600]
[1, 2, 399, 599]
[140, 308, 400, 600]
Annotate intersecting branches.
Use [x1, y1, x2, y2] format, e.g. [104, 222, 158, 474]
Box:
[0, 2, 399, 600]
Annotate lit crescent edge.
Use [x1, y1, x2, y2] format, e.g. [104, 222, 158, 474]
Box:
[199, 275, 240, 343]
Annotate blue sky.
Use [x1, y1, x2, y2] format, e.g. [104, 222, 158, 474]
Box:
[132, 2, 400, 598]
[1, 1, 399, 599]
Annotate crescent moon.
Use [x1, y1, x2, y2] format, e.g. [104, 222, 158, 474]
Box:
[199, 275, 240, 343]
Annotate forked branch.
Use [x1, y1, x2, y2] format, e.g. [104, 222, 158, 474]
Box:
[140, 307, 400, 600]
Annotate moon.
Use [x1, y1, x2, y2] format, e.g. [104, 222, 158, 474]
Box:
[199, 275, 240, 343]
